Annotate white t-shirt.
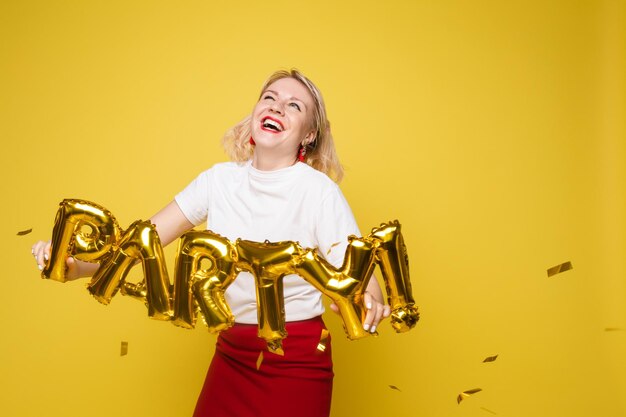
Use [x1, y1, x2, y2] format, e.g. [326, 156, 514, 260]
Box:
[175, 160, 360, 324]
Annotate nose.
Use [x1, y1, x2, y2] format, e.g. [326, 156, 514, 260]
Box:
[269, 100, 284, 115]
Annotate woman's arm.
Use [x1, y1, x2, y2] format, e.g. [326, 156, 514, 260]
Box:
[32, 200, 194, 280]
[148, 200, 195, 247]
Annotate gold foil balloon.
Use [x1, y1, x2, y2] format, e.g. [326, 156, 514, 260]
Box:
[88, 220, 172, 321]
[42, 199, 122, 282]
[295, 236, 378, 340]
[236, 239, 303, 355]
[40, 199, 419, 351]
[370, 221, 420, 332]
[173, 231, 239, 330]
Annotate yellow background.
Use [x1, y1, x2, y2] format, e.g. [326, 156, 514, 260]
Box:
[1, 1, 624, 416]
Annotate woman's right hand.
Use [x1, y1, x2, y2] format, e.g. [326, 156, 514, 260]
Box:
[31, 240, 82, 281]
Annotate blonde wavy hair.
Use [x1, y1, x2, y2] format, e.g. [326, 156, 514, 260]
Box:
[222, 69, 344, 182]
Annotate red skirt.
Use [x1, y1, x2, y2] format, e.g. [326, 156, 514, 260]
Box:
[193, 316, 333, 417]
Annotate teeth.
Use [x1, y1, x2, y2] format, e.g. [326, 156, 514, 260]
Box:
[263, 118, 282, 131]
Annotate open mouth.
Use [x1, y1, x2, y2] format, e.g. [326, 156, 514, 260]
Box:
[261, 117, 284, 132]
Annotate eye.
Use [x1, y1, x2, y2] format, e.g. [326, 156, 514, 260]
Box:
[263, 95, 275, 101]
[289, 102, 301, 111]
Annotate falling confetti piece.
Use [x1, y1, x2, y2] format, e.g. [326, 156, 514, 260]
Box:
[480, 407, 497, 414]
[547, 261, 573, 277]
[317, 329, 330, 352]
[120, 341, 128, 356]
[605, 327, 625, 332]
[457, 388, 482, 404]
[326, 242, 341, 255]
[256, 351, 264, 370]
[389, 385, 402, 392]
[17, 228, 32, 236]
[483, 355, 498, 363]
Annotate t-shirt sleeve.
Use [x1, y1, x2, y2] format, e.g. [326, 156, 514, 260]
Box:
[174, 169, 212, 226]
[314, 185, 362, 268]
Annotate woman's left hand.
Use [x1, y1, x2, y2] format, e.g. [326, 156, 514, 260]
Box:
[329, 276, 391, 334]
[361, 279, 391, 333]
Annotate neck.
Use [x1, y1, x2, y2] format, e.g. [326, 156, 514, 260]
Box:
[251, 148, 298, 171]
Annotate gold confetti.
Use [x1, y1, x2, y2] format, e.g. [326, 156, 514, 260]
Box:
[326, 242, 341, 255]
[120, 341, 128, 356]
[483, 355, 498, 363]
[17, 228, 32, 236]
[457, 388, 482, 404]
[481, 407, 497, 414]
[256, 351, 264, 370]
[547, 261, 573, 277]
[605, 327, 624, 332]
[389, 385, 402, 392]
[317, 329, 330, 352]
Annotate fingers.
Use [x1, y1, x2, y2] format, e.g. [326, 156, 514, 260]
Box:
[31, 241, 43, 270]
[362, 291, 386, 334]
[31, 240, 51, 271]
[329, 302, 339, 314]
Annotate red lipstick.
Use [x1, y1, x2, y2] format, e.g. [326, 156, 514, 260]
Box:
[261, 116, 284, 133]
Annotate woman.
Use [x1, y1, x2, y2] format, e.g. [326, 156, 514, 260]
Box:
[32, 69, 390, 417]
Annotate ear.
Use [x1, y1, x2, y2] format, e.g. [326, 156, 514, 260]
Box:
[304, 129, 316, 146]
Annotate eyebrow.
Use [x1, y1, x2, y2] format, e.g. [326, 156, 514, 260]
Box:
[263, 89, 307, 108]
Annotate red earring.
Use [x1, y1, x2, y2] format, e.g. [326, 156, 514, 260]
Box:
[249, 137, 256, 145]
[298, 145, 306, 162]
